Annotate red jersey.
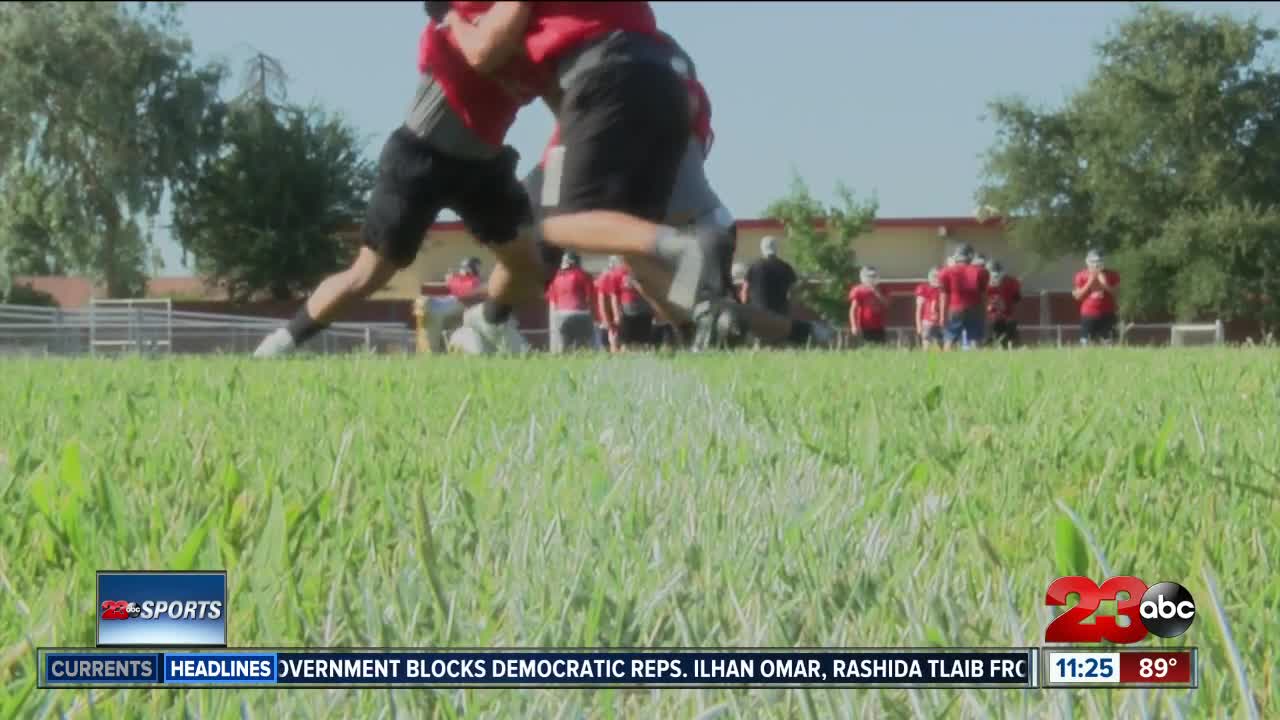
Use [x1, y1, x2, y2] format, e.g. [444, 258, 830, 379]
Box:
[1075, 269, 1120, 316]
[545, 268, 594, 312]
[524, 2, 658, 67]
[448, 3, 553, 105]
[987, 277, 1023, 321]
[848, 284, 887, 331]
[417, 21, 523, 146]
[915, 283, 940, 325]
[938, 264, 990, 312]
[446, 272, 483, 299]
[614, 267, 644, 307]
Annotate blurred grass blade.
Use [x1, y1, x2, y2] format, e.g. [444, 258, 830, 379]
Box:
[172, 512, 212, 571]
[1053, 511, 1089, 578]
[1055, 500, 1113, 578]
[1202, 564, 1259, 720]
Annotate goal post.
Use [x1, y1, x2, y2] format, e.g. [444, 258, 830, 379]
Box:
[1121, 320, 1225, 347]
[1168, 320, 1225, 347]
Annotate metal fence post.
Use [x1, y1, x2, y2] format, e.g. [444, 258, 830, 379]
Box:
[365, 326, 372, 351]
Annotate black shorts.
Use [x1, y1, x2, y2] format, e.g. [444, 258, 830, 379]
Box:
[362, 127, 532, 268]
[545, 51, 689, 221]
[862, 328, 887, 345]
[991, 319, 1019, 346]
[618, 313, 655, 346]
[1081, 313, 1118, 343]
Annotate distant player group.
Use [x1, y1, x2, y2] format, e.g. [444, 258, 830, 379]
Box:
[416, 240, 1119, 353]
[256, 0, 828, 359]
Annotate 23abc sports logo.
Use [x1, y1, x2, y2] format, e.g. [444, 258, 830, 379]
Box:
[1045, 576, 1196, 643]
[100, 599, 223, 622]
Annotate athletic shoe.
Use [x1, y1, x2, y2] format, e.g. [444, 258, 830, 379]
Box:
[658, 226, 726, 314]
[461, 305, 528, 354]
[460, 305, 500, 354]
[252, 328, 296, 358]
[448, 326, 488, 355]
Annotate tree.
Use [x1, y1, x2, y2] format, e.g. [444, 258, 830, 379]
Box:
[979, 3, 1280, 332]
[0, 2, 226, 297]
[763, 173, 878, 322]
[170, 52, 375, 302]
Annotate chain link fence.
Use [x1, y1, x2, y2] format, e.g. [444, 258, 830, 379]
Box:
[0, 303, 415, 357]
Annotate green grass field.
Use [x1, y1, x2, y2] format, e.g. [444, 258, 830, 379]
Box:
[1, 349, 1276, 718]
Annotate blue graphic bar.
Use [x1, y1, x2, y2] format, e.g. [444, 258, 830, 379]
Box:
[39, 648, 1038, 688]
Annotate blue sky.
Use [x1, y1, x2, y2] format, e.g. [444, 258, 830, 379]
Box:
[156, 1, 1280, 275]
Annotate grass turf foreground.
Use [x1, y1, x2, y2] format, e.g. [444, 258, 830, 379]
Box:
[0, 349, 1276, 719]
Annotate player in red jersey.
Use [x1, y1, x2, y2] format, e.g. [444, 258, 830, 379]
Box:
[545, 251, 597, 352]
[596, 258, 624, 352]
[254, 3, 546, 358]
[915, 268, 942, 349]
[986, 260, 1023, 348]
[610, 263, 656, 351]
[848, 267, 889, 346]
[937, 244, 991, 350]
[418, 256, 488, 352]
[1073, 249, 1120, 345]
[446, 2, 741, 348]
[592, 256, 619, 351]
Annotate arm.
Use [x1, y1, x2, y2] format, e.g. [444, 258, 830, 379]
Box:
[915, 296, 925, 336]
[1095, 272, 1114, 295]
[446, 2, 530, 74]
[1072, 272, 1098, 300]
[848, 300, 860, 335]
[738, 281, 749, 304]
[938, 291, 949, 324]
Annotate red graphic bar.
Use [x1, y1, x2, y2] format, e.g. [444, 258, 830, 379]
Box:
[1118, 651, 1193, 684]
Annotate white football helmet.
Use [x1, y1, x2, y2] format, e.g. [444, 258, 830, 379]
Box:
[928, 268, 941, 287]
[1086, 249, 1104, 270]
[860, 266, 880, 286]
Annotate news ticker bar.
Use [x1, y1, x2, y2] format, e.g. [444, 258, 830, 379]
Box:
[36, 648, 1197, 689]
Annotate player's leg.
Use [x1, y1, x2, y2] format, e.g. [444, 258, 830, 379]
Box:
[1080, 316, 1096, 346]
[539, 56, 724, 323]
[676, 170, 825, 349]
[967, 310, 987, 349]
[453, 147, 548, 354]
[254, 127, 440, 357]
[943, 313, 964, 351]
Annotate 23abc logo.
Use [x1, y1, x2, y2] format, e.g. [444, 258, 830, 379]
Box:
[1045, 576, 1196, 643]
[100, 601, 142, 620]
